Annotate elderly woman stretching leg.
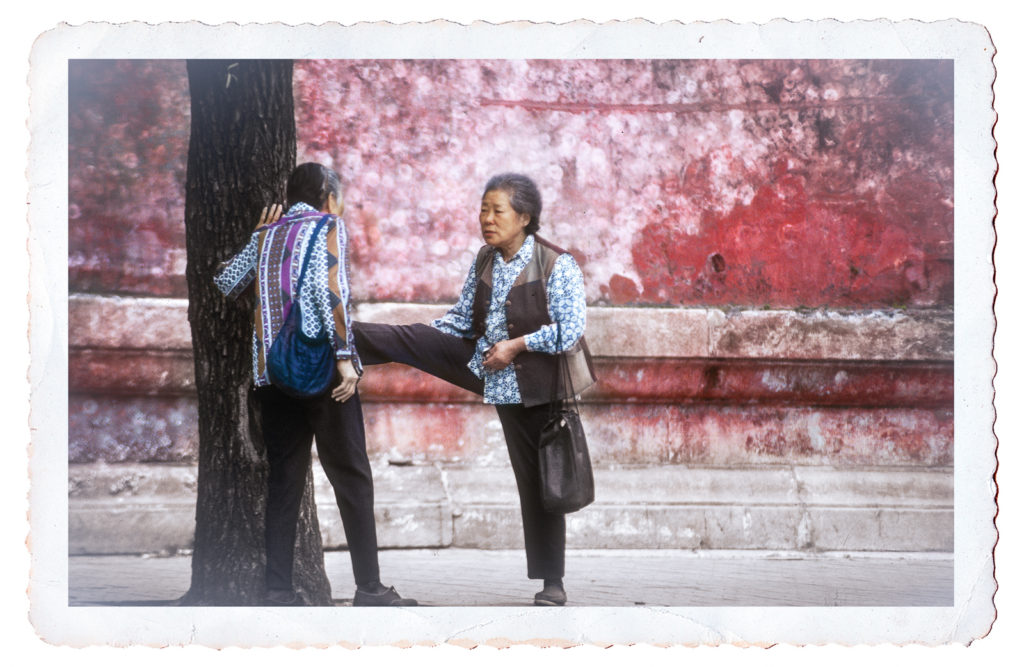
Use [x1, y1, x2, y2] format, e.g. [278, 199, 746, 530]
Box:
[354, 172, 595, 606]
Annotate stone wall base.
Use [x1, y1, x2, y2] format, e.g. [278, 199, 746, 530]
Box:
[69, 462, 952, 555]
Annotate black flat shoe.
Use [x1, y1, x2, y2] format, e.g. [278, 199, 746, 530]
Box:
[353, 585, 418, 607]
[264, 589, 303, 606]
[534, 584, 567, 606]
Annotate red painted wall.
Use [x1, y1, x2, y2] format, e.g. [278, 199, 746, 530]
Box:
[67, 59, 954, 466]
[69, 60, 190, 297]
[69, 59, 953, 309]
[297, 59, 952, 308]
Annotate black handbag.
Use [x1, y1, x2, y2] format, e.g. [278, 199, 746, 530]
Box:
[538, 323, 595, 513]
[266, 215, 336, 398]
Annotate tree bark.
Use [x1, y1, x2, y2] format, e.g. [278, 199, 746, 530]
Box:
[181, 60, 331, 605]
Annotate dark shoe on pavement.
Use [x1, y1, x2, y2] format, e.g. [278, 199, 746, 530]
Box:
[353, 585, 418, 607]
[264, 589, 303, 606]
[534, 584, 567, 606]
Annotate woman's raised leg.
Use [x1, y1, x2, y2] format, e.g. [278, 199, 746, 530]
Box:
[353, 321, 484, 395]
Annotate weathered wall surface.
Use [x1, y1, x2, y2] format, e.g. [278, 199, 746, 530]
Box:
[69, 296, 953, 466]
[69, 60, 191, 297]
[70, 59, 953, 308]
[67, 59, 954, 553]
[296, 59, 953, 308]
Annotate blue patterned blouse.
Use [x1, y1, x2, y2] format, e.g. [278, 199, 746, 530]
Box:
[213, 202, 359, 386]
[432, 234, 587, 404]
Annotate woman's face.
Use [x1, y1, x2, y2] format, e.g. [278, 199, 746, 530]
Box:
[480, 189, 529, 255]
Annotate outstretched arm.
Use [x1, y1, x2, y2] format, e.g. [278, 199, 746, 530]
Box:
[525, 253, 586, 353]
[431, 261, 479, 338]
[314, 216, 362, 400]
[212, 205, 284, 299]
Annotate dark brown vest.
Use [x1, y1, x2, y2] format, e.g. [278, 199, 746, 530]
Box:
[471, 235, 597, 407]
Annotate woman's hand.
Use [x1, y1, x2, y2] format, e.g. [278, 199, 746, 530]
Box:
[331, 359, 360, 402]
[482, 337, 527, 372]
[255, 203, 283, 230]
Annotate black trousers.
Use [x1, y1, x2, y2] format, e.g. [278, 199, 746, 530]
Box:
[353, 321, 565, 580]
[493, 403, 566, 579]
[254, 384, 380, 592]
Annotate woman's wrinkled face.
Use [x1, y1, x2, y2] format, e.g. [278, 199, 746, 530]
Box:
[480, 189, 529, 255]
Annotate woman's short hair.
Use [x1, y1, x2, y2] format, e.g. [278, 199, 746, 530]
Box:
[286, 162, 341, 210]
[484, 173, 542, 235]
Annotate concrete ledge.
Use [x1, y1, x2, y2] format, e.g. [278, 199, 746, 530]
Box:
[446, 466, 952, 551]
[454, 505, 952, 552]
[70, 501, 197, 555]
[314, 464, 453, 548]
[70, 294, 952, 361]
[69, 295, 192, 351]
[68, 462, 952, 555]
[355, 303, 953, 361]
[705, 309, 953, 361]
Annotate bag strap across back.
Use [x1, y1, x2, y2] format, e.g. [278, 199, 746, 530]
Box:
[292, 214, 332, 302]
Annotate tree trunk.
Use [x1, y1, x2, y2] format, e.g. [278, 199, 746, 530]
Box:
[181, 60, 331, 606]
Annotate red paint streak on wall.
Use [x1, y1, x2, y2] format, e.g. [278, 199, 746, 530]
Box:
[633, 169, 953, 307]
[70, 350, 196, 396]
[357, 359, 952, 408]
[592, 359, 952, 407]
[363, 403, 953, 466]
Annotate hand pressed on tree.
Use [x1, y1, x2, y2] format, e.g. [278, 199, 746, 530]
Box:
[254, 203, 284, 230]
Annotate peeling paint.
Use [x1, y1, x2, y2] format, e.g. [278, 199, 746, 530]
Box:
[70, 60, 951, 309]
[67, 59, 955, 475]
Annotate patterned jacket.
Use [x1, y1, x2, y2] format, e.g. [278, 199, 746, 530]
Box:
[213, 202, 359, 386]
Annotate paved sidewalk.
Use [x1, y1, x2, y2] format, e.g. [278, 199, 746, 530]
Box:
[69, 548, 952, 607]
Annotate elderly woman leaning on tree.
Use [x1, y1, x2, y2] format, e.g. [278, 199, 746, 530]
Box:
[213, 162, 416, 607]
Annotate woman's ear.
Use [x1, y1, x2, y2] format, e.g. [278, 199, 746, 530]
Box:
[327, 191, 345, 216]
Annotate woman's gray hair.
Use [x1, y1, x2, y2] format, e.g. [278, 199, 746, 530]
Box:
[287, 162, 341, 210]
[484, 172, 542, 235]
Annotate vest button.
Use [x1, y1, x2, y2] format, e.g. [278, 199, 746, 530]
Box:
[504, 300, 512, 307]
[508, 323, 514, 330]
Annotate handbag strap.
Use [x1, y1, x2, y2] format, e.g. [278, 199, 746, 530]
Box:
[537, 248, 579, 416]
[292, 214, 332, 304]
[547, 321, 580, 417]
